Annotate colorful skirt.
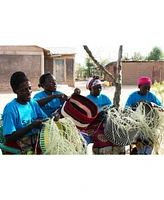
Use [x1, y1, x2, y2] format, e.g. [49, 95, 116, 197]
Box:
[85, 117, 125, 155]
[3, 134, 42, 155]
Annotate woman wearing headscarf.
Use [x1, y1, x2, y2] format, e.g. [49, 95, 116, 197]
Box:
[86, 76, 112, 112]
[84, 76, 125, 154]
[125, 76, 163, 155]
[125, 76, 162, 108]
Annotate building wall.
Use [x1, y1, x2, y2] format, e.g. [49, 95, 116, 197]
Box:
[122, 61, 164, 85]
[45, 54, 75, 87]
[105, 61, 164, 85]
[44, 57, 53, 74]
[0, 46, 44, 92]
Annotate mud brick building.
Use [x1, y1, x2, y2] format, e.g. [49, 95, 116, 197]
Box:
[105, 60, 164, 85]
[0, 46, 76, 92]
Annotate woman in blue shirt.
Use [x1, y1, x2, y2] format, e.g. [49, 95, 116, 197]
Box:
[33, 72, 68, 117]
[2, 71, 58, 154]
[83, 76, 125, 154]
[125, 76, 163, 155]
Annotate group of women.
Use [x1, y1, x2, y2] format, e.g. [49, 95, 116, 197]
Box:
[1, 71, 163, 155]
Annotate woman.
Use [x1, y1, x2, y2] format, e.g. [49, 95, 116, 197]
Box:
[125, 76, 163, 155]
[86, 76, 112, 112]
[2, 71, 58, 154]
[84, 76, 125, 154]
[33, 72, 68, 117]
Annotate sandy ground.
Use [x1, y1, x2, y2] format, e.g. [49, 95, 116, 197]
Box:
[0, 81, 137, 114]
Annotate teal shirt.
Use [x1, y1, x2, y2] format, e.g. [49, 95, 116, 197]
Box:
[86, 94, 112, 112]
[125, 91, 162, 108]
[2, 99, 47, 137]
[33, 90, 63, 117]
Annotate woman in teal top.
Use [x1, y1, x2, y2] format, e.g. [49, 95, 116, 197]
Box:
[2, 71, 58, 154]
[124, 76, 163, 155]
[33, 72, 68, 117]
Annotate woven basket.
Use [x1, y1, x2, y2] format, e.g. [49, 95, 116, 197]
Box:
[60, 95, 98, 130]
[40, 118, 87, 155]
[104, 119, 138, 147]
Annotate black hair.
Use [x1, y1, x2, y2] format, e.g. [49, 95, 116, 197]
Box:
[10, 71, 29, 91]
[38, 72, 52, 88]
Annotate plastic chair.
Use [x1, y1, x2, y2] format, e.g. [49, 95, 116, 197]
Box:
[0, 122, 21, 155]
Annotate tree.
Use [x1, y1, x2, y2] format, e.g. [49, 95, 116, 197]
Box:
[122, 53, 130, 61]
[85, 56, 97, 78]
[122, 52, 144, 61]
[83, 45, 123, 107]
[146, 46, 164, 61]
[131, 52, 144, 61]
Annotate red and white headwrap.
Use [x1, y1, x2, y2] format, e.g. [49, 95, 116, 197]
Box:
[137, 76, 152, 86]
[86, 76, 102, 90]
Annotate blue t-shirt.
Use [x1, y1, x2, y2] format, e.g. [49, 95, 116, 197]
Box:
[2, 99, 47, 137]
[33, 90, 63, 117]
[124, 91, 162, 108]
[86, 94, 112, 112]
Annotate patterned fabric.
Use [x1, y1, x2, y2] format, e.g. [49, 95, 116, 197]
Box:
[84, 116, 125, 154]
[135, 137, 154, 155]
[93, 146, 125, 155]
[86, 76, 102, 90]
[3, 134, 42, 154]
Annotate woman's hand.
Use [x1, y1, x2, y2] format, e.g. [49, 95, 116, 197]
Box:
[72, 88, 81, 96]
[51, 111, 60, 121]
[32, 118, 49, 130]
[58, 94, 68, 101]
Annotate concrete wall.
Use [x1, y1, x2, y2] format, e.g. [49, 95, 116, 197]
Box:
[0, 46, 44, 92]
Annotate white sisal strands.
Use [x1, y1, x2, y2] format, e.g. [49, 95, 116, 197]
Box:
[104, 107, 141, 147]
[104, 102, 164, 154]
[40, 118, 87, 155]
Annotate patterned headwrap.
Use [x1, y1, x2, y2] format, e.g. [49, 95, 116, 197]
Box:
[137, 76, 152, 86]
[86, 76, 102, 90]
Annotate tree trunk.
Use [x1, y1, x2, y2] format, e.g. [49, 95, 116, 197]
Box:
[113, 45, 123, 107]
[83, 45, 123, 107]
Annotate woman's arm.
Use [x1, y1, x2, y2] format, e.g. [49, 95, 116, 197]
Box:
[5, 118, 48, 142]
[36, 94, 68, 107]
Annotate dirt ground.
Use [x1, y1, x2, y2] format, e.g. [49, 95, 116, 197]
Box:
[0, 81, 137, 114]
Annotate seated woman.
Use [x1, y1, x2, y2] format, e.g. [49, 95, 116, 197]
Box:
[2, 71, 59, 154]
[124, 76, 163, 155]
[33, 72, 68, 117]
[86, 76, 112, 112]
[84, 76, 125, 154]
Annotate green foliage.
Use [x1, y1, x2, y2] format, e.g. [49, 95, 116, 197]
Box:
[85, 56, 97, 77]
[131, 52, 145, 61]
[122, 53, 130, 61]
[122, 52, 145, 61]
[152, 81, 164, 103]
[146, 46, 164, 61]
